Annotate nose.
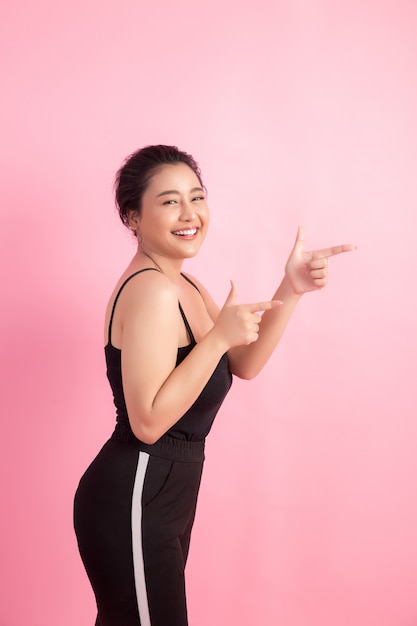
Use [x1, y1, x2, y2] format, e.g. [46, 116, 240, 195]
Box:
[180, 200, 196, 221]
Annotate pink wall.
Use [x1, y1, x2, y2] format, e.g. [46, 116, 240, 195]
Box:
[1, 1, 416, 624]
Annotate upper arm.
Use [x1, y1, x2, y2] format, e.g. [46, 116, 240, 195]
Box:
[119, 273, 180, 430]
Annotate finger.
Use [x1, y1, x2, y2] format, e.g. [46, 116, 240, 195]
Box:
[313, 278, 327, 289]
[290, 225, 305, 256]
[246, 300, 282, 313]
[310, 257, 328, 270]
[312, 243, 357, 260]
[223, 280, 238, 307]
[310, 268, 327, 279]
[246, 331, 260, 345]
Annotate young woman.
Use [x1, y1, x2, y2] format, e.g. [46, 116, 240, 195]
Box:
[74, 145, 355, 626]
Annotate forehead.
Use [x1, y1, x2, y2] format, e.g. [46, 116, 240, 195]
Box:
[146, 163, 202, 195]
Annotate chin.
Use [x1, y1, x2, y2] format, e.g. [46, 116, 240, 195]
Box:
[179, 248, 201, 259]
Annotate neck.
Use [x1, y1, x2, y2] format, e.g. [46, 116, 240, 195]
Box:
[137, 248, 185, 281]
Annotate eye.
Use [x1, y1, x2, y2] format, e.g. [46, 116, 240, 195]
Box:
[192, 196, 205, 202]
[163, 199, 177, 205]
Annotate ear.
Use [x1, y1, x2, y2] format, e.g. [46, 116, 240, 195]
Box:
[127, 209, 140, 233]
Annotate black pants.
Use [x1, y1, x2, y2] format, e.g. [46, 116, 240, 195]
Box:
[74, 431, 205, 626]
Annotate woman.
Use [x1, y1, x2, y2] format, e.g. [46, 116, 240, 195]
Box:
[74, 145, 355, 626]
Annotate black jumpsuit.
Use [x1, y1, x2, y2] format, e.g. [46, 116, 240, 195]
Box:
[74, 270, 233, 626]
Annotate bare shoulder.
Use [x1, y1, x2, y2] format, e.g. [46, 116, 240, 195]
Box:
[105, 269, 178, 346]
[118, 270, 180, 332]
[120, 269, 176, 307]
[107, 269, 176, 318]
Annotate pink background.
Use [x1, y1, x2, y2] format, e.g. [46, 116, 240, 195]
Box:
[1, 1, 416, 625]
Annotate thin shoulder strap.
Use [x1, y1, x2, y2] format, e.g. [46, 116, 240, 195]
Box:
[107, 268, 160, 345]
[180, 272, 201, 293]
[178, 303, 196, 345]
[179, 273, 202, 344]
[180, 273, 200, 344]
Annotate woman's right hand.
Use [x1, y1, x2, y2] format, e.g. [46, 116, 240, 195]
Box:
[211, 281, 282, 350]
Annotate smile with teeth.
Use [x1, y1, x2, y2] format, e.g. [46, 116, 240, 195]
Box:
[172, 228, 198, 236]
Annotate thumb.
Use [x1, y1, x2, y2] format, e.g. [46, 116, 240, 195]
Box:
[290, 225, 305, 256]
[223, 280, 238, 308]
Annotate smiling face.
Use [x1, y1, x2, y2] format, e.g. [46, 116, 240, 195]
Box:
[129, 162, 209, 263]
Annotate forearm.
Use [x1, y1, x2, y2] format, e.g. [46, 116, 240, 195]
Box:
[127, 329, 228, 443]
[227, 276, 302, 379]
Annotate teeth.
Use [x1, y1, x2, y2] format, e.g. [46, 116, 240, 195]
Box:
[173, 228, 197, 236]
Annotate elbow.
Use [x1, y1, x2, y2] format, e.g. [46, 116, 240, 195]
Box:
[241, 372, 257, 381]
[227, 350, 262, 380]
[126, 399, 163, 444]
[230, 365, 260, 381]
[129, 414, 163, 445]
[136, 431, 160, 445]
[132, 425, 161, 445]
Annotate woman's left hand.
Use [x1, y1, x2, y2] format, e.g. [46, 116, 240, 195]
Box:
[285, 226, 356, 295]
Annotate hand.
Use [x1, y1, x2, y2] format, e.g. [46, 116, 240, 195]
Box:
[285, 226, 356, 294]
[213, 281, 282, 349]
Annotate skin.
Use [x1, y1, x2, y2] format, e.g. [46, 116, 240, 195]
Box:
[105, 162, 356, 444]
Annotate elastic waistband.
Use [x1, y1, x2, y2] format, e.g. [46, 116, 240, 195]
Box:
[110, 423, 205, 463]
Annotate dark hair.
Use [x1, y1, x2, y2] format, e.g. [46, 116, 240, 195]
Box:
[114, 144, 204, 231]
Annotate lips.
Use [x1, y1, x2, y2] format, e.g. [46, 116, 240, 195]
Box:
[172, 228, 198, 236]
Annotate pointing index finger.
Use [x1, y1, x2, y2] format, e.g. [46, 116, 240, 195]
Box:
[247, 300, 283, 313]
[312, 244, 357, 260]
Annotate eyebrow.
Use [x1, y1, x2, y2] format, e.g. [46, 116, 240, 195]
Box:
[156, 187, 204, 198]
